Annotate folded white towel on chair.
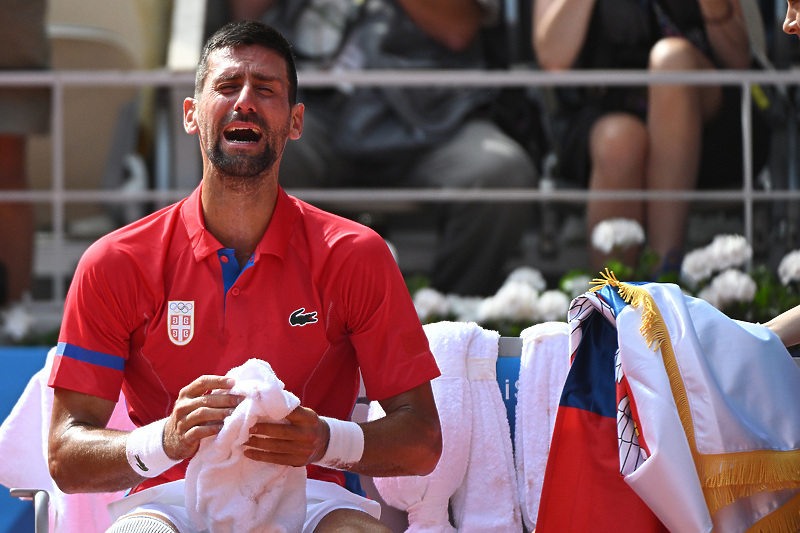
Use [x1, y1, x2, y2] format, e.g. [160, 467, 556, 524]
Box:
[451, 326, 522, 533]
[0, 347, 134, 533]
[514, 321, 570, 531]
[369, 321, 476, 533]
[185, 358, 305, 533]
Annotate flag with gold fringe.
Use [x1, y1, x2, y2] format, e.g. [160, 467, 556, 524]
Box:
[538, 271, 800, 533]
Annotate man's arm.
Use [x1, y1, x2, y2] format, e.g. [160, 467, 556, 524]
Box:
[764, 305, 800, 348]
[48, 375, 242, 494]
[48, 388, 132, 493]
[532, 0, 596, 70]
[396, 0, 486, 51]
[355, 382, 441, 477]
[245, 382, 442, 477]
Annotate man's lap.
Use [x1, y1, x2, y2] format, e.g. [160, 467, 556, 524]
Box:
[108, 479, 382, 533]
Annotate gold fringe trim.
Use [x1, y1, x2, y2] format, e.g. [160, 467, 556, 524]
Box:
[593, 272, 800, 523]
[701, 447, 800, 514]
[743, 489, 800, 533]
[590, 268, 619, 291]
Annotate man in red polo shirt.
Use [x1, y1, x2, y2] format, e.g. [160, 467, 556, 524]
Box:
[47, 21, 441, 533]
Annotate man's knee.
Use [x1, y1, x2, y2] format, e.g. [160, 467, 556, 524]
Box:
[313, 508, 393, 533]
[106, 513, 179, 533]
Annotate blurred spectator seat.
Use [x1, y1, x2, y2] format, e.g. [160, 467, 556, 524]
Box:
[154, 0, 208, 193]
[26, 0, 151, 236]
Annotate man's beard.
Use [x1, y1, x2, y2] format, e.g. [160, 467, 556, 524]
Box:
[205, 111, 286, 185]
[207, 140, 277, 180]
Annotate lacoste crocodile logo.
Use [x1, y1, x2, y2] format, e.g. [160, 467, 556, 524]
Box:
[290, 308, 318, 327]
[135, 454, 149, 472]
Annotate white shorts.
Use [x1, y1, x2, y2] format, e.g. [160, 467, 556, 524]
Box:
[107, 479, 382, 533]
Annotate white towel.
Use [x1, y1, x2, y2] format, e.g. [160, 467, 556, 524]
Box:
[369, 321, 475, 533]
[514, 322, 570, 532]
[185, 359, 305, 533]
[451, 326, 522, 533]
[0, 347, 134, 533]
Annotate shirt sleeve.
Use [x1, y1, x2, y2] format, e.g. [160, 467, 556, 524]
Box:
[330, 229, 441, 401]
[48, 236, 151, 402]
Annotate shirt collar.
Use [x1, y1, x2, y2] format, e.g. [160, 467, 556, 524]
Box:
[181, 182, 297, 263]
[254, 186, 296, 261]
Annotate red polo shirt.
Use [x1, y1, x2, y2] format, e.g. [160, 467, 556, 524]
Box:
[49, 183, 439, 491]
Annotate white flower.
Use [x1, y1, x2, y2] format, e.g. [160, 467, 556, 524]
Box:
[706, 234, 752, 271]
[697, 269, 756, 310]
[561, 274, 593, 299]
[535, 290, 570, 322]
[413, 287, 450, 321]
[590, 218, 645, 254]
[477, 280, 539, 323]
[446, 294, 483, 323]
[681, 234, 752, 287]
[778, 249, 800, 286]
[681, 248, 714, 288]
[504, 266, 547, 292]
[2, 303, 33, 342]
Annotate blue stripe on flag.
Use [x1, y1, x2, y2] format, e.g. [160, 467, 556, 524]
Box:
[559, 310, 618, 417]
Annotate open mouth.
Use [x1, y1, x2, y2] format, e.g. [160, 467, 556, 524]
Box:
[223, 126, 263, 144]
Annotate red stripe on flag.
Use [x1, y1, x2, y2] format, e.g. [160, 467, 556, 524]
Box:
[536, 406, 667, 532]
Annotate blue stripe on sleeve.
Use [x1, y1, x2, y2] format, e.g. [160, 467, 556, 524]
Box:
[56, 342, 125, 371]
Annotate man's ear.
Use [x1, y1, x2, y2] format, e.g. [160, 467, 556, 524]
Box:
[183, 97, 198, 134]
[289, 103, 304, 140]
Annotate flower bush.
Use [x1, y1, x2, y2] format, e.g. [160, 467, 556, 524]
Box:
[410, 218, 800, 335]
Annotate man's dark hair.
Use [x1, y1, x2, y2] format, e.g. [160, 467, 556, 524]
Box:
[195, 20, 298, 104]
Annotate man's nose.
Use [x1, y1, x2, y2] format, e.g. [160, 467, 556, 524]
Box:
[234, 84, 256, 113]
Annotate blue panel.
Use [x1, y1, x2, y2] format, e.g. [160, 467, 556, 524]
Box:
[496, 355, 521, 442]
[558, 310, 618, 418]
[0, 347, 50, 533]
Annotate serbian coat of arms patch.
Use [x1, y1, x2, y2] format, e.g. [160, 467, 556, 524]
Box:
[168, 300, 194, 346]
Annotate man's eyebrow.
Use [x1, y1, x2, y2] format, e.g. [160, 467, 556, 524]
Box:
[213, 71, 283, 84]
[251, 72, 284, 84]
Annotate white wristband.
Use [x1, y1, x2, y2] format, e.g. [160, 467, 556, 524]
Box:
[125, 418, 181, 478]
[314, 416, 364, 470]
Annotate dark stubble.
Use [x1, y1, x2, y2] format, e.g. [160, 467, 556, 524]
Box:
[206, 110, 287, 186]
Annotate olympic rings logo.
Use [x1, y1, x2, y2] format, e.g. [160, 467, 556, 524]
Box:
[169, 301, 194, 313]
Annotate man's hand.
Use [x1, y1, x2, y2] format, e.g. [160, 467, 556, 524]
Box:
[243, 406, 330, 466]
[163, 375, 243, 461]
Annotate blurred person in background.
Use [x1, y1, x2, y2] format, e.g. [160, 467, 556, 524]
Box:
[533, 0, 770, 276]
[0, 0, 49, 312]
[229, 0, 539, 297]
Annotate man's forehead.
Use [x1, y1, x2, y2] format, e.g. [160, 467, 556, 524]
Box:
[207, 45, 287, 79]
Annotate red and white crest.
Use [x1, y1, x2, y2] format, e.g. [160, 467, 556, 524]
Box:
[168, 301, 194, 346]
